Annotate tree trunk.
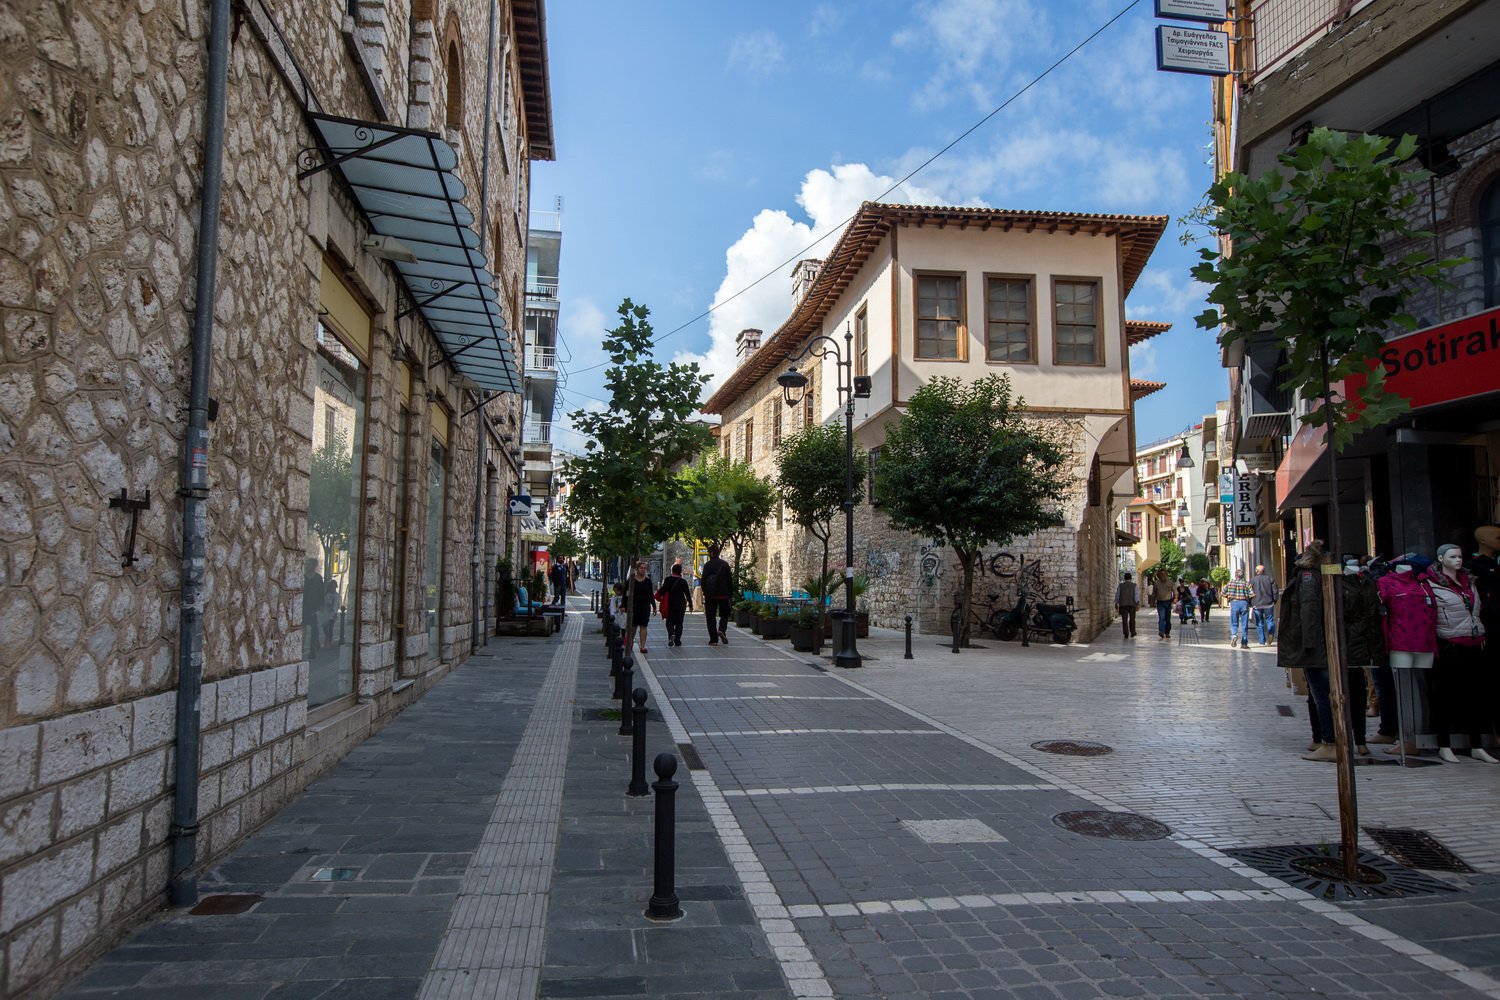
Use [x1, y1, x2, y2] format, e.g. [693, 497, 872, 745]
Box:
[958, 548, 975, 648]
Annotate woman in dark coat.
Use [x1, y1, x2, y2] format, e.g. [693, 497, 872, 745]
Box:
[627, 561, 656, 654]
[655, 563, 694, 647]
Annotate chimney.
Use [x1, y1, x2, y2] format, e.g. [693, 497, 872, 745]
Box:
[735, 328, 762, 365]
[791, 258, 822, 306]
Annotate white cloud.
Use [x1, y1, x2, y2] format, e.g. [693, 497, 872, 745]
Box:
[1129, 340, 1159, 378]
[1128, 269, 1209, 320]
[893, 0, 1053, 112]
[727, 29, 787, 76]
[673, 164, 949, 398]
[808, 4, 846, 37]
[558, 298, 610, 371]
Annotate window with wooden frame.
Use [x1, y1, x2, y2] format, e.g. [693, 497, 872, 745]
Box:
[854, 305, 869, 376]
[984, 275, 1035, 363]
[1052, 277, 1103, 366]
[744, 417, 754, 462]
[914, 272, 963, 360]
[772, 399, 782, 446]
[444, 40, 463, 132]
[803, 388, 814, 428]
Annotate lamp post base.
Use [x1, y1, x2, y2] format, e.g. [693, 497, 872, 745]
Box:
[834, 616, 862, 669]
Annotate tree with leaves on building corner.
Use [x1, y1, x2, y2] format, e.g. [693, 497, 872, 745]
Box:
[1191, 126, 1461, 881]
[680, 453, 776, 596]
[561, 299, 711, 638]
[873, 374, 1073, 648]
[776, 422, 866, 624]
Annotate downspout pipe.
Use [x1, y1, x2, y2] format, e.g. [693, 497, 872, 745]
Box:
[471, 0, 498, 653]
[170, 0, 232, 907]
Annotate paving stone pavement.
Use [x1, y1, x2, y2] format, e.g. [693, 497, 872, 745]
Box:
[51, 590, 1500, 999]
[636, 605, 1500, 999]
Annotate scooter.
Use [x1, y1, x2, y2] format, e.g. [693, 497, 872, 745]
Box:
[995, 591, 1076, 645]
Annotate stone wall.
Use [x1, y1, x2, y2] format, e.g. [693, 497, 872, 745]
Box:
[0, 1, 540, 995]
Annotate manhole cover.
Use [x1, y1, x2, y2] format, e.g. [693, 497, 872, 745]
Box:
[1363, 827, 1476, 873]
[676, 743, 706, 771]
[1224, 844, 1459, 900]
[189, 893, 262, 915]
[1052, 810, 1170, 840]
[1031, 740, 1113, 756]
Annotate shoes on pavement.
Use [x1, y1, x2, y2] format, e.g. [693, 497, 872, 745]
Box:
[1301, 744, 1338, 762]
[1356, 744, 1370, 755]
[1306, 740, 1321, 752]
[1384, 741, 1423, 755]
[720, 629, 728, 644]
[640, 647, 648, 654]
[1367, 732, 1397, 745]
[1230, 637, 1237, 648]
[708, 641, 719, 646]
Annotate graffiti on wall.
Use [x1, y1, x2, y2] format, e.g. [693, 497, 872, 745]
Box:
[864, 542, 900, 582]
[969, 550, 1066, 604]
[918, 542, 942, 587]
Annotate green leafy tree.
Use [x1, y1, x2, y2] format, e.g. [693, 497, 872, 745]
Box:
[680, 453, 776, 592]
[562, 299, 711, 630]
[1192, 128, 1459, 450]
[1209, 565, 1231, 589]
[775, 423, 865, 614]
[873, 375, 1072, 647]
[1186, 552, 1211, 580]
[1155, 538, 1186, 583]
[550, 522, 582, 563]
[308, 428, 353, 572]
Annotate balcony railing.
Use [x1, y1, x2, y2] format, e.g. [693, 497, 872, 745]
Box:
[528, 346, 556, 371]
[1247, 0, 1364, 83]
[522, 421, 552, 445]
[526, 276, 559, 300]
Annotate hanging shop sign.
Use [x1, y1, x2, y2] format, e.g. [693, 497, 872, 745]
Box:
[1233, 473, 1258, 537]
[1343, 305, 1500, 412]
[1218, 473, 1235, 504]
[1154, 0, 1228, 23]
[1155, 24, 1230, 76]
[508, 494, 533, 516]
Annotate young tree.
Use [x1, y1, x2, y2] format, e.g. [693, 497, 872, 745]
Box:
[562, 300, 711, 631]
[874, 375, 1073, 647]
[1155, 538, 1186, 583]
[680, 453, 776, 589]
[1192, 127, 1459, 881]
[1186, 552, 1212, 580]
[775, 423, 865, 609]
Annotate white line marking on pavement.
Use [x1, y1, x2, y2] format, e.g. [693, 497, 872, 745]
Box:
[692, 728, 943, 738]
[785, 887, 1294, 918]
[723, 783, 1059, 797]
[633, 649, 833, 1000]
[675, 695, 873, 702]
[668, 673, 809, 678]
[419, 616, 582, 1000]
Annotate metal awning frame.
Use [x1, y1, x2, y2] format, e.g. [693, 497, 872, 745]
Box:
[298, 112, 522, 395]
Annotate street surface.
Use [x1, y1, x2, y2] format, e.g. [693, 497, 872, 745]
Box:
[56, 587, 1500, 999]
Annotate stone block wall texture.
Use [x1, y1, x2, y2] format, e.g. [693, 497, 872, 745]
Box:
[0, 1, 541, 995]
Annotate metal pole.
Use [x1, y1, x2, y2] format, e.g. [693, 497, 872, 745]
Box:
[646, 754, 683, 920]
[835, 326, 862, 669]
[628, 689, 650, 796]
[905, 615, 913, 659]
[618, 662, 635, 736]
[170, 0, 232, 908]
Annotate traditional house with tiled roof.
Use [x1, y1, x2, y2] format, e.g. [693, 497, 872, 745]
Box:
[701, 201, 1169, 641]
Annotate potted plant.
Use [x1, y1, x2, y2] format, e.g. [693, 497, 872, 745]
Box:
[733, 598, 754, 628]
[852, 574, 872, 638]
[789, 605, 821, 652]
[749, 600, 768, 635]
[759, 603, 791, 640]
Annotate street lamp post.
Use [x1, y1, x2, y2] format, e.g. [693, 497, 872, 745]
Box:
[776, 323, 871, 669]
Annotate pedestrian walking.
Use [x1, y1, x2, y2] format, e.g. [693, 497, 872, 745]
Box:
[699, 543, 733, 646]
[1223, 567, 1254, 648]
[1196, 580, 1213, 622]
[1250, 563, 1278, 644]
[1176, 580, 1195, 625]
[549, 560, 568, 605]
[655, 564, 694, 647]
[627, 561, 656, 654]
[1150, 567, 1175, 639]
[1115, 572, 1139, 638]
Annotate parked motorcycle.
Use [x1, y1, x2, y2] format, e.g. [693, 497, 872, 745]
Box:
[995, 592, 1076, 645]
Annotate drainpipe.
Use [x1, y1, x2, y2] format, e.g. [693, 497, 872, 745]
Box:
[471, 0, 498, 653]
[170, 0, 232, 907]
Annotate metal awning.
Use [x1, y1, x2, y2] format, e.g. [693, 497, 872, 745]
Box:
[300, 113, 521, 394]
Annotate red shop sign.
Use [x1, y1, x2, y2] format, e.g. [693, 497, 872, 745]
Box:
[1345, 306, 1500, 410]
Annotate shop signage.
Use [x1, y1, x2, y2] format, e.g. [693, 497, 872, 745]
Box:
[508, 494, 533, 516]
[1218, 473, 1234, 504]
[1155, 24, 1230, 76]
[1344, 305, 1500, 411]
[1154, 0, 1228, 23]
[1233, 473, 1257, 532]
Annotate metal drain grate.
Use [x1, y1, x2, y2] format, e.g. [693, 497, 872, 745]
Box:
[1224, 844, 1459, 900]
[189, 893, 262, 915]
[676, 743, 706, 771]
[1052, 810, 1170, 841]
[1363, 827, 1475, 873]
[1276, 704, 1294, 717]
[1031, 740, 1113, 756]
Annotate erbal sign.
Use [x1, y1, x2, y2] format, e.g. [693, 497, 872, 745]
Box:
[1345, 305, 1500, 411]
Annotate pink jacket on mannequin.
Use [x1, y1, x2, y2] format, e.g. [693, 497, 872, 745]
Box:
[1377, 570, 1437, 653]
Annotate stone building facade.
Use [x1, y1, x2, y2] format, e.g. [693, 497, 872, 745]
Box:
[0, 1, 553, 994]
[703, 203, 1169, 643]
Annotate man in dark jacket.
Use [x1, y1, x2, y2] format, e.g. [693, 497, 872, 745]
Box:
[700, 544, 733, 645]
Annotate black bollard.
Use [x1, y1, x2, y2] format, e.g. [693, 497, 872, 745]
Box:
[904, 615, 914, 660]
[628, 689, 650, 796]
[609, 632, 623, 677]
[646, 753, 683, 920]
[614, 651, 632, 703]
[618, 662, 635, 736]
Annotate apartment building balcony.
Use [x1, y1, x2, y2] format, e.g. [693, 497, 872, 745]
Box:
[523, 420, 552, 447]
[527, 345, 558, 376]
[525, 275, 559, 308]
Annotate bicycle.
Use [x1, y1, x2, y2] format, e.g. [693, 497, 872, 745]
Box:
[949, 589, 1005, 641]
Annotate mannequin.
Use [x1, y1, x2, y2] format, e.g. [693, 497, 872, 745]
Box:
[1423, 544, 1496, 763]
[1377, 559, 1435, 755]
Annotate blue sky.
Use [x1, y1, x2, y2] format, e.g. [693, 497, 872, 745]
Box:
[530, 0, 1224, 450]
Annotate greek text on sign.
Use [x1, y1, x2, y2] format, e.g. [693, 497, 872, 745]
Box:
[1155, 24, 1230, 77]
[1218, 473, 1234, 504]
[1154, 0, 1228, 24]
[1233, 474, 1257, 529]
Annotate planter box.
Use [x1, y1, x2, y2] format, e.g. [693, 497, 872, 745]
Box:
[789, 624, 822, 652]
[857, 611, 870, 639]
[734, 608, 752, 627]
[759, 617, 791, 639]
[749, 615, 763, 635]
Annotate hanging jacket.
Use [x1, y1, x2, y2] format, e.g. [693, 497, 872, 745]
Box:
[1377, 570, 1438, 653]
[1277, 564, 1326, 669]
[1465, 553, 1499, 640]
[1422, 567, 1485, 646]
[1341, 573, 1386, 668]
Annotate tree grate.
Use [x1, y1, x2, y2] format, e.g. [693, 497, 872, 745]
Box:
[1224, 844, 1459, 900]
[1032, 740, 1113, 756]
[189, 893, 262, 915]
[676, 743, 706, 771]
[1052, 810, 1170, 841]
[1363, 827, 1475, 873]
